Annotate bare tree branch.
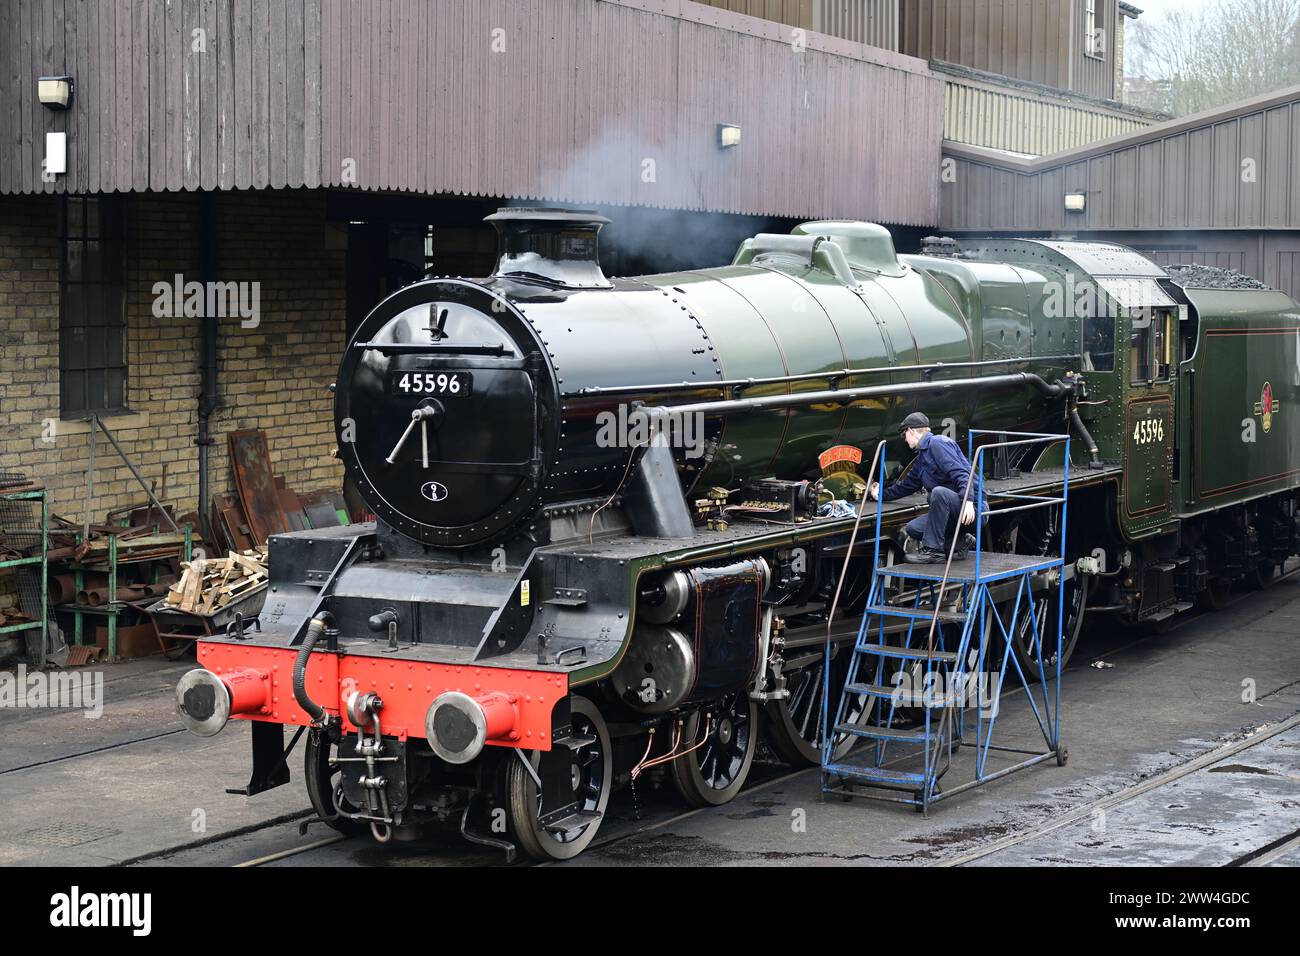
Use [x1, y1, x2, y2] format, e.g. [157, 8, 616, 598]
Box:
[1127, 0, 1300, 115]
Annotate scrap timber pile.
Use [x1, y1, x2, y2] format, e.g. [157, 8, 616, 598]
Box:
[166, 548, 268, 615]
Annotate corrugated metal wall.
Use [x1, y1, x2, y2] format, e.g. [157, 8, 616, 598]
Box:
[941, 88, 1300, 232]
[316, 0, 939, 221]
[690, 0, 900, 50]
[0, 0, 324, 196]
[1081, 231, 1300, 303]
[1, 0, 942, 224]
[689, 0, 813, 30]
[813, 0, 898, 50]
[902, 0, 1119, 101]
[944, 78, 1148, 156]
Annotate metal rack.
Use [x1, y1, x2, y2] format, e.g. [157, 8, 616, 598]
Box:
[0, 487, 49, 667]
[59, 525, 193, 659]
[53, 414, 193, 659]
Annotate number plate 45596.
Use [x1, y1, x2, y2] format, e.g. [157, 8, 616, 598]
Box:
[388, 370, 473, 397]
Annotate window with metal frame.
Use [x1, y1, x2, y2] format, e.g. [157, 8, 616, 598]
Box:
[1085, 0, 1104, 58]
[1129, 308, 1174, 384]
[1083, 309, 1116, 373]
[59, 196, 128, 418]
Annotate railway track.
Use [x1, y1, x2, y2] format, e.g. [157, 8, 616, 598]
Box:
[0, 729, 186, 777]
[181, 758, 814, 868]
[939, 710, 1300, 867]
[217, 762, 819, 868]
[226, 702, 1300, 868]
[1235, 830, 1300, 868]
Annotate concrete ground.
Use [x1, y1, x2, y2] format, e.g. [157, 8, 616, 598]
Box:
[0, 573, 1296, 867]
[566, 575, 1300, 868]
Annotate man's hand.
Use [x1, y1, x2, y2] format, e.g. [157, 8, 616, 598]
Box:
[961, 499, 976, 526]
[868, 482, 881, 501]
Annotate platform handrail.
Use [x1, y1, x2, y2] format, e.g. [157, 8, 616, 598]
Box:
[825, 440, 889, 639]
[920, 430, 1072, 658]
[821, 442, 888, 752]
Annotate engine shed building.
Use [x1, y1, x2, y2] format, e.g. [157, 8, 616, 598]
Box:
[940, 84, 1300, 301]
[0, 0, 1246, 589]
[0, 0, 948, 529]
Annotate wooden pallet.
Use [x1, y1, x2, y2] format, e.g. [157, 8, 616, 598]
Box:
[166, 547, 268, 616]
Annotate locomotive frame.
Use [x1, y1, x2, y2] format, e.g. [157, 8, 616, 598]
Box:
[175, 210, 1300, 861]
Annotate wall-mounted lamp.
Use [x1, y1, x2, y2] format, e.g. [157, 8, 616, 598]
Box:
[1064, 192, 1087, 213]
[717, 123, 742, 149]
[37, 75, 74, 110]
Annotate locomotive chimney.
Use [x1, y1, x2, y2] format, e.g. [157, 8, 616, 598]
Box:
[485, 207, 613, 289]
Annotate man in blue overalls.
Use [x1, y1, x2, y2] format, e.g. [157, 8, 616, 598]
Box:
[868, 412, 978, 564]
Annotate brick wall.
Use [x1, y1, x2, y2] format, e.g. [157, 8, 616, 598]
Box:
[207, 191, 348, 505]
[0, 189, 346, 534]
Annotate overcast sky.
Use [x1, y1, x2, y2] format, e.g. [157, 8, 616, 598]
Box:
[1130, 0, 1221, 20]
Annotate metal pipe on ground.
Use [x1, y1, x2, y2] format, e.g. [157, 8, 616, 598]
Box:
[49, 573, 106, 604]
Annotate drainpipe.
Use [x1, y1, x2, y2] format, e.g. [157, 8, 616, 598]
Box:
[197, 192, 219, 542]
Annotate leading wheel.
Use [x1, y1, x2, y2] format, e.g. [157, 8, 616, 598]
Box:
[304, 729, 368, 838]
[671, 692, 758, 807]
[505, 695, 611, 862]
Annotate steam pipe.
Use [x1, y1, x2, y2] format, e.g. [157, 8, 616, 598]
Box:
[293, 612, 336, 724]
[637, 371, 1077, 420]
[1068, 407, 1102, 468]
[571, 354, 1084, 399]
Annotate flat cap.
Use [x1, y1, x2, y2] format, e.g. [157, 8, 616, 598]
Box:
[898, 412, 930, 433]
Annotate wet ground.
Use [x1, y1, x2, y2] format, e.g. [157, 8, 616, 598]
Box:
[0, 570, 1296, 867]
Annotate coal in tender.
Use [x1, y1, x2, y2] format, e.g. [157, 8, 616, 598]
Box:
[1165, 263, 1270, 291]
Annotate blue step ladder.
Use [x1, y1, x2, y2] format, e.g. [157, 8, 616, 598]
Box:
[821, 430, 1071, 813]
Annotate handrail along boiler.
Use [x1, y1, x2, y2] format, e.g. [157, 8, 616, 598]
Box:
[174, 210, 1300, 860]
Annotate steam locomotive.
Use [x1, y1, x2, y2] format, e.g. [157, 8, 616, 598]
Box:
[175, 209, 1300, 860]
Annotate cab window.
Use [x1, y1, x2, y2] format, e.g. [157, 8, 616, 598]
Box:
[1082, 311, 1115, 373]
[1129, 308, 1174, 383]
